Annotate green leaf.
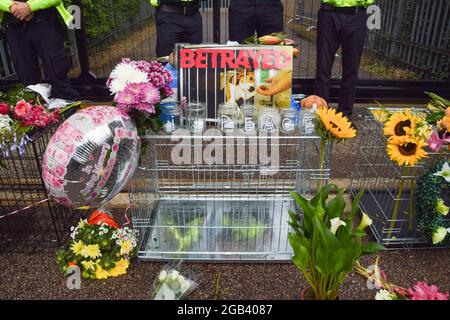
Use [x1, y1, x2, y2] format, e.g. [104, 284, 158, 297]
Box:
[331, 248, 345, 274]
[325, 190, 346, 219]
[361, 242, 385, 255]
[350, 189, 364, 219]
[289, 233, 309, 272]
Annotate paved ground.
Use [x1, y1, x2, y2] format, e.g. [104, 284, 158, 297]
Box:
[0, 249, 448, 300]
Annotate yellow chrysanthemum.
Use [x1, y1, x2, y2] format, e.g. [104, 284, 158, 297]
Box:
[387, 136, 428, 166]
[383, 109, 417, 138]
[81, 244, 102, 259]
[120, 240, 133, 256]
[81, 260, 96, 271]
[70, 240, 84, 255]
[316, 106, 356, 139]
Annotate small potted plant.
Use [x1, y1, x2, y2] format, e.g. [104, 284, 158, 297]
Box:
[288, 184, 385, 300]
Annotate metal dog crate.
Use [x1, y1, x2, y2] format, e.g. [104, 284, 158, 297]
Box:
[0, 126, 82, 253]
[130, 130, 330, 261]
[350, 108, 449, 249]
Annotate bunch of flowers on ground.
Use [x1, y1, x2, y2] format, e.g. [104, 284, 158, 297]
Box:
[107, 58, 173, 136]
[56, 210, 138, 280]
[151, 264, 198, 300]
[355, 257, 449, 300]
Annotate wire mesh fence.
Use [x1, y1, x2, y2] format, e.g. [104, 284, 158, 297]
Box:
[0, 0, 448, 82]
[349, 108, 450, 249]
[0, 126, 84, 253]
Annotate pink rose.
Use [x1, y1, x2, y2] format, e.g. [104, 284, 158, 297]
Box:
[112, 144, 119, 152]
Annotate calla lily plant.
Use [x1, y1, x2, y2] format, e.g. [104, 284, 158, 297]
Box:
[288, 184, 385, 300]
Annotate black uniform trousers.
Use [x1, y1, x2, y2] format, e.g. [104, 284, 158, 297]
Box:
[315, 6, 368, 117]
[3, 9, 79, 101]
[156, 9, 203, 58]
[228, 0, 284, 43]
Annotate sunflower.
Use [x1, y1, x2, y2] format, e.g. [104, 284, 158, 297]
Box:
[316, 106, 356, 139]
[70, 240, 84, 256]
[383, 109, 416, 138]
[387, 136, 428, 166]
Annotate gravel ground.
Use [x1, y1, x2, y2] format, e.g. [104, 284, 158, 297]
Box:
[0, 249, 448, 300]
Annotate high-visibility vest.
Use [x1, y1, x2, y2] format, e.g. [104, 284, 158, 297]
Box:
[322, 0, 375, 7]
[150, 0, 198, 7]
[0, 0, 73, 26]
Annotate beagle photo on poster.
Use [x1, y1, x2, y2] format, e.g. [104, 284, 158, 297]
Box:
[222, 69, 256, 107]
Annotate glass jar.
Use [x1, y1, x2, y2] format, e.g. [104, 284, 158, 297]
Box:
[160, 102, 181, 133]
[185, 102, 206, 132]
[280, 108, 297, 134]
[241, 104, 256, 133]
[258, 107, 280, 132]
[218, 102, 238, 132]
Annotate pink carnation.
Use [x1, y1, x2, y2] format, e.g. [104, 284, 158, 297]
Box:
[14, 100, 32, 117]
[407, 282, 449, 300]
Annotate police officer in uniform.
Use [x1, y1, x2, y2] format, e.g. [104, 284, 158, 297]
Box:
[0, 0, 79, 101]
[228, 0, 284, 43]
[150, 0, 204, 59]
[315, 0, 374, 118]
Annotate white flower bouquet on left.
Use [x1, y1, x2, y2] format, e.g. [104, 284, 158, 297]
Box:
[150, 263, 198, 300]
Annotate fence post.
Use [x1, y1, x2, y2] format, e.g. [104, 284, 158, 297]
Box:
[212, 0, 221, 43]
[73, 0, 96, 82]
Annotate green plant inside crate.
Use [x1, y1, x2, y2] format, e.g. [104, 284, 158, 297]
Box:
[150, 212, 205, 252]
[221, 212, 265, 242]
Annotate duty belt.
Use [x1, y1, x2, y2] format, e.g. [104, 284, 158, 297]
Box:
[158, 3, 200, 16]
[320, 3, 366, 14]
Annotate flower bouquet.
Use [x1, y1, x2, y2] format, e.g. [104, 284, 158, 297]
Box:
[0, 85, 79, 154]
[355, 257, 449, 300]
[107, 58, 173, 139]
[55, 209, 139, 280]
[151, 263, 198, 300]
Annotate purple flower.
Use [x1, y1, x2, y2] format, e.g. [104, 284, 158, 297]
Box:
[141, 83, 161, 105]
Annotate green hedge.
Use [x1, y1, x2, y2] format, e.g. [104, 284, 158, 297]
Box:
[64, 0, 144, 39]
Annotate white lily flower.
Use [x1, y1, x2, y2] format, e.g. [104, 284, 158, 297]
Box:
[357, 213, 373, 231]
[433, 162, 450, 183]
[432, 227, 448, 245]
[330, 218, 346, 235]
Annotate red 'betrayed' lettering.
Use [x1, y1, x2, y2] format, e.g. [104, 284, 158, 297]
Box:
[179, 48, 292, 70]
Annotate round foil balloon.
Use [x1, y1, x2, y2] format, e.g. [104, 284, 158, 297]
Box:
[42, 106, 140, 208]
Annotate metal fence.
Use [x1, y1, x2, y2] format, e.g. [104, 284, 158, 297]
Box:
[0, 1, 449, 81]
